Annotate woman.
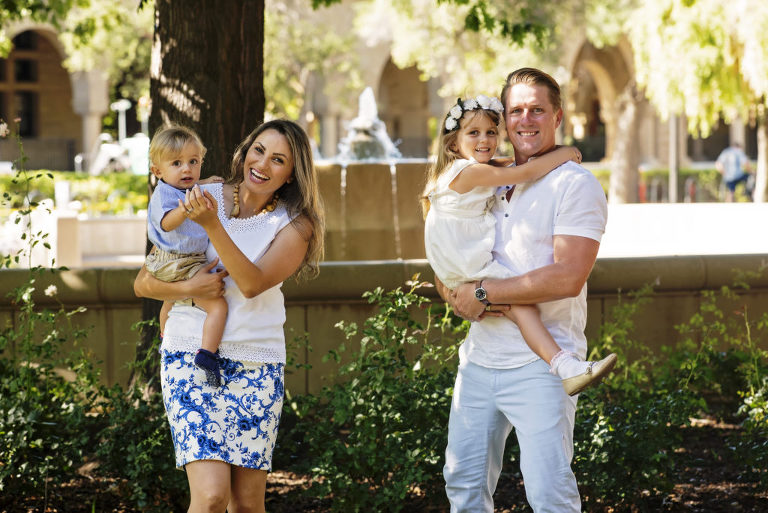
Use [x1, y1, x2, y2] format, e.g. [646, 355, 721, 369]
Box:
[134, 119, 324, 513]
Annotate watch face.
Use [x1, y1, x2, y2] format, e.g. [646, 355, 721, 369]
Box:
[475, 287, 486, 301]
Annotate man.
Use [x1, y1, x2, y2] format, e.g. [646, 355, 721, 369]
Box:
[436, 68, 608, 512]
[715, 142, 753, 202]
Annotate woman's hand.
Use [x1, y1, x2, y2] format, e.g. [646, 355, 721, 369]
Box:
[183, 185, 219, 230]
[134, 258, 228, 301]
[187, 258, 229, 299]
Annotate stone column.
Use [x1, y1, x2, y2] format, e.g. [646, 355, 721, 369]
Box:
[70, 70, 109, 172]
[729, 117, 746, 148]
[321, 114, 339, 160]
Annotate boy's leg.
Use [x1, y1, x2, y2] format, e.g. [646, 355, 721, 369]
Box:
[195, 297, 228, 353]
[192, 297, 228, 387]
[499, 360, 581, 513]
[159, 300, 172, 336]
[444, 361, 512, 513]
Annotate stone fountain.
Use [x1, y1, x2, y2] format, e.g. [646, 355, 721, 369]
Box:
[318, 87, 428, 261]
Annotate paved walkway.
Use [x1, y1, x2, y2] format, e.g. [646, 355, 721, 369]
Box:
[598, 203, 767, 258]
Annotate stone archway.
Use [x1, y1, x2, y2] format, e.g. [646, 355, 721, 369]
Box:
[0, 24, 107, 170]
[377, 59, 430, 158]
[569, 39, 642, 203]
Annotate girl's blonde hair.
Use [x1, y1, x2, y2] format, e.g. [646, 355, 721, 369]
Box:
[229, 119, 325, 281]
[421, 108, 501, 218]
[149, 124, 207, 166]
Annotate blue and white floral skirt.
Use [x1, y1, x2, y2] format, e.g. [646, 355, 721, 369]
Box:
[160, 350, 284, 470]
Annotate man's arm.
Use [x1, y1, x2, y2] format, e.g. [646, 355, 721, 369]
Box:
[434, 275, 451, 303]
[451, 235, 600, 320]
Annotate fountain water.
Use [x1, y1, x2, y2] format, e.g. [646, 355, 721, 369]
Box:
[334, 87, 406, 260]
[337, 87, 402, 163]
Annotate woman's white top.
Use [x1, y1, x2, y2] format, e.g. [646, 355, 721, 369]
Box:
[162, 183, 294, 363]
[424, 158, 513, 289]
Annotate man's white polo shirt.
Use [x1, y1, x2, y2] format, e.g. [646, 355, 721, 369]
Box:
[459, 161, 608, 369]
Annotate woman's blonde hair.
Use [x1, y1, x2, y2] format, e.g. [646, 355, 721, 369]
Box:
[149, 125, 207, 166]
[229, 119, 325, 281]
[421, 108, 501, 218]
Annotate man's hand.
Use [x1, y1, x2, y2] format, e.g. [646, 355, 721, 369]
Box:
[451, 282, 488, 322]
[435, 277, 507, 321]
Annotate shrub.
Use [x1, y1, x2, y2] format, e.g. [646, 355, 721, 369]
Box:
[575, 389, 701, 507]
[0, 127, 185, 511]
[281, 272, 768, 510]
[280, 277, 466, 512]
[0, 134, 103, 501]
[0, 269, 103, 501]
[590, 167, 722, 202]
[0, 275, 186, 511]
[737, 377, 768, 487]
[94, 382, 188, 509]
[573, 285, 703, 508]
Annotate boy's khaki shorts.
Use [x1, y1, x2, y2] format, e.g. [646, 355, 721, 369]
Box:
[145, 247, 208, 283]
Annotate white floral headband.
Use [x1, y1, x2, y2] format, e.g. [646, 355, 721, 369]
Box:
[444, 95, 504, 133]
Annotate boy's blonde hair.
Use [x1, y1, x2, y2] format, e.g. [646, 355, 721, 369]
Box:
[421, 108, 501, 218]
[149, 125, 207, 168]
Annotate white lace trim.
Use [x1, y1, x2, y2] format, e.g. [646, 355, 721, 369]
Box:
[214, 184, 290, 234]
[162, 335, 285, 363]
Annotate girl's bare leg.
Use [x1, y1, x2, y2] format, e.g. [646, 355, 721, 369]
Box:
[504, 304, 561, 364]
[505, 305, 617, 396]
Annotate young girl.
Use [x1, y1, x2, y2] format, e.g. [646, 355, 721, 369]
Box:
[423, 95, 616, 395]
[146, 125, 227, 387]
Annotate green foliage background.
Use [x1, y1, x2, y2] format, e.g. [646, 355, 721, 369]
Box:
[0, 172, 147, 217]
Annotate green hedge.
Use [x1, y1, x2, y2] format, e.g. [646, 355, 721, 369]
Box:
[590, 168, 722, 202]
[0, 171, 148, 216]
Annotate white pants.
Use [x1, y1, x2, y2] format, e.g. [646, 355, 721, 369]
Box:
[443, 359, 580, 512]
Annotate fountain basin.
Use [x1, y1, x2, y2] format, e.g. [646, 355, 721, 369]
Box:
[317, 160, 428, 261]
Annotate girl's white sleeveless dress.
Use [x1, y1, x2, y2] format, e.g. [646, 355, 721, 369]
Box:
[424, 158, 513, 289]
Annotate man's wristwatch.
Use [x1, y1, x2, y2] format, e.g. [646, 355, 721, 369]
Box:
[474, 281, 490, 306]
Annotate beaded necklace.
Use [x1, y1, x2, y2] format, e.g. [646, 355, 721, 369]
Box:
[230, 183, 279, 218]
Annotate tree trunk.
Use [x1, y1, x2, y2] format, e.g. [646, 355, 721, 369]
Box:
[134, 0, 265, 385]
[754, 109, 767, 203]
[149, 0, 265, 177]
[609, 82, 641, 203]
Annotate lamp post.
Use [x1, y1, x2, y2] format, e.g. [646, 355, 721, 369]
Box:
[668, 115, 679, 203]
[110, 99, 132, 143]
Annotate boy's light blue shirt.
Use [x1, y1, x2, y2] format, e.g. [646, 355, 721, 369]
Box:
[147, 180, 215, 254]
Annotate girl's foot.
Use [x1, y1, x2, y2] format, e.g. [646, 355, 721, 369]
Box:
[550, 351, 617, 396]
[194, 348, 221, 387]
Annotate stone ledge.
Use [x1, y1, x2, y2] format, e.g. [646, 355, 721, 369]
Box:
[2, 254, 765, 308]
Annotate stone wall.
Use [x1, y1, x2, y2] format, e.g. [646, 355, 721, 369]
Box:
[1, 255, 766, 394]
